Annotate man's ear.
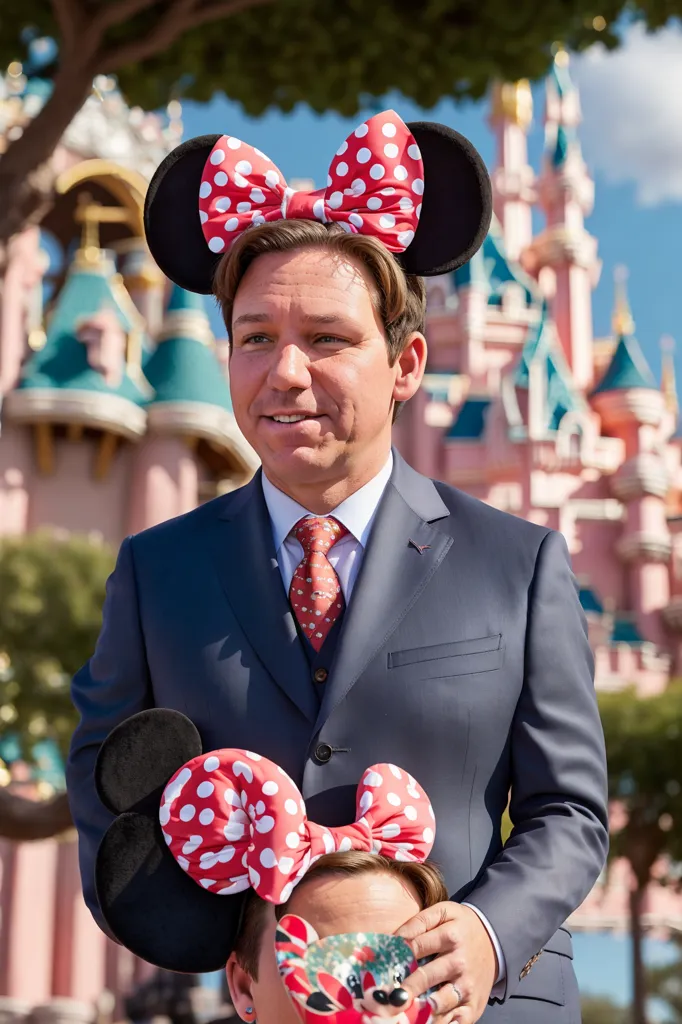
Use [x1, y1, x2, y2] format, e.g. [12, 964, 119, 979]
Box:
[226, 953, 256, 1019]
[393, 331, 428, 405]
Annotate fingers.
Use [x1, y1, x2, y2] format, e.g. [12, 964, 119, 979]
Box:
[396, 902, 455, 941]
[438, 1008, 475, 1024]
[428, 981, 468, 1018]
[409, 921, 460, 961]
[403, 951, 464, 998]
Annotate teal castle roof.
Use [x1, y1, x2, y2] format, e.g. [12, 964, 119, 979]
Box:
[551, 123, 575, 168]
[549, 54, 575, 99]
[611, 616, 645, 645]
[453, 221, 537, 308]
[144, 286, 232, 411]
[16, 250, 148, 406]
[579, 586, 604, 616]
[447, 397, 491, 439]
[545, 53, 579, 169]
[515, 305, 583, 431]
[593, 331, 658, 394]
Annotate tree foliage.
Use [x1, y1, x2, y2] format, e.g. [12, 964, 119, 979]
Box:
[581, 996, 632, 1024]
[0, 531, 115, 841]
[598, 685, 682, 1024]
[0, 530, 115, 760]
[647, 934, 682, 1024]
[599, 686, 682, 882]
[0, 0, 627, 116]
[0, 0, 676, 245]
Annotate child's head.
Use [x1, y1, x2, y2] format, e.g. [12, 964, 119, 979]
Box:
[226, 850, 447, 1024]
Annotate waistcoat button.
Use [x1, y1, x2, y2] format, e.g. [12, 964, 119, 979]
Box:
[315, 743, 333, 764]
[313, 667, 328, 683]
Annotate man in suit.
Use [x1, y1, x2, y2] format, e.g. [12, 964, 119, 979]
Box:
[67, 112, 608, 1024]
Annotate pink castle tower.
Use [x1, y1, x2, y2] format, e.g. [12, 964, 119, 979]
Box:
[489, 79, 535, 261]
[592, 271, 672, 651]
[393, 53, 682, 934]
[525, 51, 600, 391]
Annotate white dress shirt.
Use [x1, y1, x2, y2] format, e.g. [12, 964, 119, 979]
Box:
[261, 453, 506, 996]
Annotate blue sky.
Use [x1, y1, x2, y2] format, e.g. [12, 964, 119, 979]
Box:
[182, 22, 682, 388]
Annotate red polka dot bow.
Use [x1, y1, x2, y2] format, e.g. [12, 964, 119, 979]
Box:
[198, 109, 424, 256]
[160, 751, 435, 904]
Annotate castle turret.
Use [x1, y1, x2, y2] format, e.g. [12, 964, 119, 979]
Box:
[451, 219, 538, 391]
[489, 80, 535, 261]
[3, 237, 149, 482]
[592, 273, 670, 646]
[117, 237, 167, 338]
[128, 285, 257, 532]
[526, 51, 600, 392]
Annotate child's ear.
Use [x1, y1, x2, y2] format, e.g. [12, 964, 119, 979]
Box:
[226, 953, 256, 1020]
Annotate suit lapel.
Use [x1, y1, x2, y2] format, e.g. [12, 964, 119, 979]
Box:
[212, 471, 317, 724]
[316, 451, 452, 732]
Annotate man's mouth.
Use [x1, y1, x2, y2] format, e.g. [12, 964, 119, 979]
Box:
[266, 413, 320, 423]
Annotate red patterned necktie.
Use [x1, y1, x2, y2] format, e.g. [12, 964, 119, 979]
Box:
[289, 516, 349, 652]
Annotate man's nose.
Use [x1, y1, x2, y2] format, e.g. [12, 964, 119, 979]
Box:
[267, 341, 312, 391]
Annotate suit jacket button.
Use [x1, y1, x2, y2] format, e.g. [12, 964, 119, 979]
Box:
[315, 743, 333, 764]
[313, 667, 328, 683]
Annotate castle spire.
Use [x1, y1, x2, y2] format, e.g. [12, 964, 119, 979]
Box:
[661, 335, 678, 418]
[525, 48, 598, 392]
[488, 80, 535, 262]
[612, 265, 635, 337]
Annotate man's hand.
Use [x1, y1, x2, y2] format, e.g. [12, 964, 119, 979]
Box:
[396, 903, 498, 1024]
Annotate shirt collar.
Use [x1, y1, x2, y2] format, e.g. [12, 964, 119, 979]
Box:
[262, 451, 394, 553]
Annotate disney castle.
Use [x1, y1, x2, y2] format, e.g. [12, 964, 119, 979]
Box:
[0, 41, 681, 1020]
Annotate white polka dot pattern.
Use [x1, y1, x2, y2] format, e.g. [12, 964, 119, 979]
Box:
[161, 752, 435, 904]
[198, 109, 423, 257]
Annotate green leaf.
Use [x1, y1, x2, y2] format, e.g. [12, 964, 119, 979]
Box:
[0, 531, 116, 762]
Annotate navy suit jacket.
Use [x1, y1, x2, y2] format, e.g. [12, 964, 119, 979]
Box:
[67, 449, 608, 1021]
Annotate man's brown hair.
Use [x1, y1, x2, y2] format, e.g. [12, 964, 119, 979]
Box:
[233, 850, 448, 980]
[212, 220, 427, 423]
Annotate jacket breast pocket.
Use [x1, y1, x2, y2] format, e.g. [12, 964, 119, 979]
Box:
[387, 634, 504, 679]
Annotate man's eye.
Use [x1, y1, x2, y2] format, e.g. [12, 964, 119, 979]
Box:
[315, 335, 346, 344]
[243, 334, 270, 344]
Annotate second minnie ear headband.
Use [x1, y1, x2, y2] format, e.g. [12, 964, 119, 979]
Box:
[143, 108, 492, 294]
[94, 709, 436, 973]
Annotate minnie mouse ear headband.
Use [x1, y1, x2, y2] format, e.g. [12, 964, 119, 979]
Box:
[144, 108, 492, 294]
[94, 708, 436, 973]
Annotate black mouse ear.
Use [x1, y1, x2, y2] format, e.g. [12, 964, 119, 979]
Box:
[96, 812, 244, 972]
[95, 709, 202, 816]
[144, 135, 222, 294]
[397, 121, 492, 276]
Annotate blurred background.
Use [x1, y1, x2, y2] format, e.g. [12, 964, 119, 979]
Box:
[1, 3, 682, 1024]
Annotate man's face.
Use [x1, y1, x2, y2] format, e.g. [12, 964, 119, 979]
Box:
[227, 871, 421, 1024]
[228, 247, 426, 506]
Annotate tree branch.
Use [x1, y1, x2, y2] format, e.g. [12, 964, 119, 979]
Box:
[50, 0, 86, 54]
[0, 787, 73, 841]
[98, 0, 276, 72]
[88, 0, 167, 40]
[185, 0, 275, 30]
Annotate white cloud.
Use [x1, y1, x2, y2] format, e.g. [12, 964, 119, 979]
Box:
[572, 22, 682, 206]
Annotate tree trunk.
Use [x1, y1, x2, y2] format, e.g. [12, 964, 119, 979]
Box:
[0, 787, 73, 840]
[629, 883, 648, 1024]
[0, 63, 96, 247]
